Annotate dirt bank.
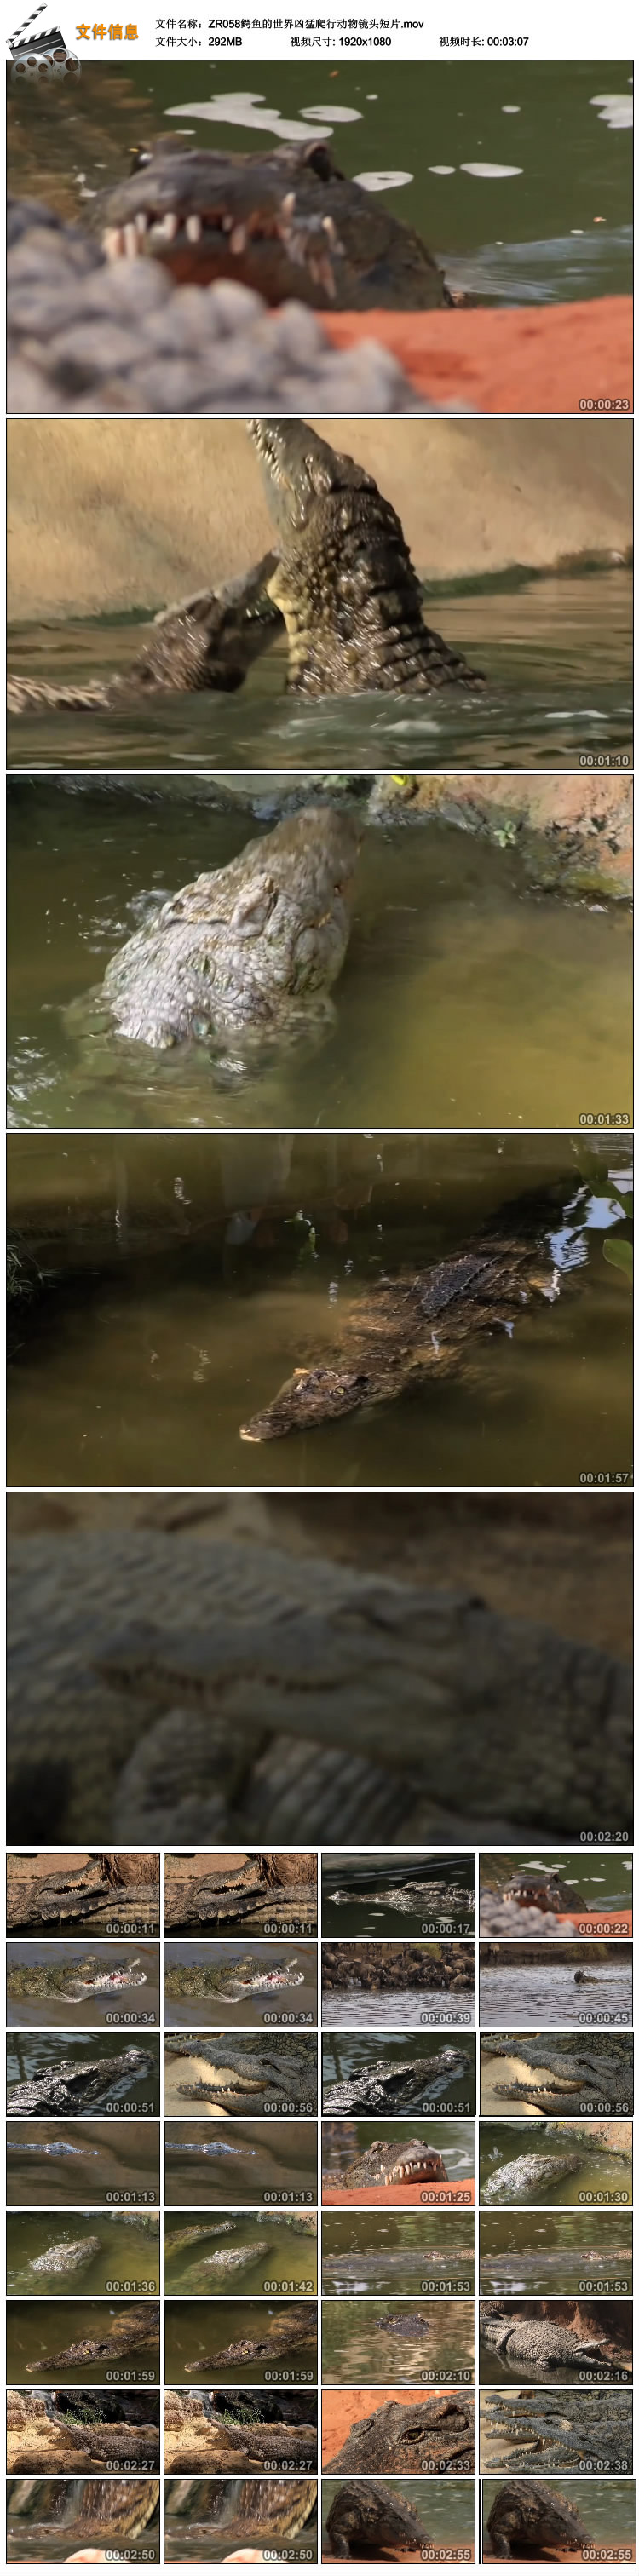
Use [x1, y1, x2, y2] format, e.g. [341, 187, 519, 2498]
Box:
[325, 296, 633, 416]
[7, 417, 631, 619]
[373, 774, 633, 901]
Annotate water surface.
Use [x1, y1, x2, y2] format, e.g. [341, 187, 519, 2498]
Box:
[7, 1135, 632, 1491]
[479, 2204, 631, 2296]
[164, 2296, 317, 2383]
[7, 2297, 159, 2385]
[164, 2210, 317, 2297]
[323, 2033, 475, 2115]
[322, 1855, 475, 1938]
[6, 2114, 160, 2205]
[164, 2118, 317, 2205]
[480, 2120, 631, 2207]
[7, 2031, 160, 2117]
[322, 2208, 475, 2297]
[480, 1955, 632, 2029]
[322, 2294, 475, 2385]
[323, 1987, 475, 2032]
[6, 1939, 160, 2030]
[164, 1941, 317, 2029]
[480, 1849, 633, 1925]
[7, 2206, 159, 2297]
[7, 573, 632, 770]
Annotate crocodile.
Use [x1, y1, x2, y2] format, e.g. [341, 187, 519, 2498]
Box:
[327, 1877, 473, 1914]
[334, 2140, 450, 2191]
[574, 1969, 600, 1984]
[325, 2477, 433, 2559]
[187, 2240, 272, 2278]
[28, 2234, 101, 2276]
[7, 2044, 153, 2115]
[9, 418, 483, 716]
[323, 2245, 474, 2275]
[485, 2037, 632, 2107]
[8, 1526, 631, 1848]
[240, 1207, 567, 1445]
[249, 414, 484, 696]
[482, 2153, 583, 2203]
[481, 2390, 633, 2475]
[164, 1957, 303, 1999]
[7, 1956, 146, 2001]
[8, 2138, 100, 2157]
[165, 2138, 256, 2158]
[377, 2309, 433, 2337]
[167, 2032, 317, 2108]
[170, 2475, 317, 2545]
[500, 1868, 584, 1915]
[184, 2303, 316, 2372]
[481, 2247, 631, 2279]
[486, 2477, 593, 2560]
[73, 806, 358, 1057]
[325, 2393, 474, 2474]
[25, 2303, 160, 2372]
[323, 2048, 466, 2113]
[480, 2310, 613, 2372]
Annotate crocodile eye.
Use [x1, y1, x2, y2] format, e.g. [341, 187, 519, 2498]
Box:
[129, 143, 152, 175]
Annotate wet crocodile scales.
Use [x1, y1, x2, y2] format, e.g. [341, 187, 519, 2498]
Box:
[8, 1531, 630, 1844]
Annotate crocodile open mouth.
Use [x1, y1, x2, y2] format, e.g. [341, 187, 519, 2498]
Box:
[101, 202, 337, 296]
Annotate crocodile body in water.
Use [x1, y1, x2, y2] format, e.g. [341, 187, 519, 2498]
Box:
[28, 2234, 101, 2277]
[184, 2303, 316, 2372]
[240, 1204, 567, 1446]
[482, 2153, 583, 2204]
[325, 2392, 474, 2473]
[331, 2140, 450, 2191]
[8, 419, 482, 715]
[377, 2309, 433, 2337]
[324, 2244, 474, 2276]
[323, 2049, 466, 2113]
[480, 2309, 613, 2373]
[8, 1525, 631, 1849]
[26, 2304, 159, 2373]
[8, 2044, 152, 2115]
[326, 2477, 433, 2560]
[7, 1956, 147, 2003]
[72, 808, 358, 1057]
[486, 2478, 592, 2560]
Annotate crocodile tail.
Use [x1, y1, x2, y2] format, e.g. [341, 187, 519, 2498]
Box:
[8, 674, 115, 714]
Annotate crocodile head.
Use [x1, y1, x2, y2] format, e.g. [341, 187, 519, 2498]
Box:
[248, 416, 374, 540]
[488, 2477, 592, 2557]
[240, 1362, 371, 1443]
[95, 140, 337, 301]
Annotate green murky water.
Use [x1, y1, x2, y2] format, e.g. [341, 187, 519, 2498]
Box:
[7, 781, 632, 1132]
[164, 2210, 317, 2296]
[164, 2118, 318, 2205]
[479, 2204, 631, 2296]
[322, 2207, 475, 2297]
[322, 2292, 475, 2385]
[164, 1940, 318, 2028]
[7, 2207, 159, 2297]
[7, 572, 633, 770]
[164, 2296, 317, 2383]
[6, 1135, 633, 1490]
[6, 1939, 161, 2030]
[6, 2297, 159, 2384]
[479, 2119, 632, 2206]
[9, 58, 633, 304]
[6, 2115, 161, 2205]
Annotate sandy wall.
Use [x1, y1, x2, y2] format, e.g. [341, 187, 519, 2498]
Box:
[8, 418, 631, 620]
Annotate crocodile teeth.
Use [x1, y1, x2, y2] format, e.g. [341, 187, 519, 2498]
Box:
[230, 225, 247, 256]
[281, 191, 296, 216]
[101, 227, 125, 260]
[186, 213, 202, 244]
[124, 222, 140, 258]
[134, 210, 148, 240]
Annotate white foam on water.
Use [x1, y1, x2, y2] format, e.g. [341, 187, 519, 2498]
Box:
[354, 169, 412, 191]
[301, 104, 362, 121]
[166, 92, 331, 142]
[501, 104, 521, 112]
[429, 164, 456, 175]
[590, 93, 633, 128]
[460, 162, 523, 178]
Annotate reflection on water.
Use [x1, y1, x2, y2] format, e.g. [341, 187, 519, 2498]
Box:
[6, 2116, 161, 2206]
[479, 2121, 632, 2207]
[322, 2208, 475, 2298]
[323, 1988, 475, 2032]
[322, 2294, 475, 2385]
[480, 2302, 630, 2386]
[479, 2203, 632, 2296]
[8, 785, 632, 1134]
[480, 1958, 632, 2028]
[6, 1135, 633, 1491]
[6, 575, 633, 771]
[164, 2211, 317, 2297]
[164, 2119, 318, 2205]
[322, 1855, 475, 1939]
